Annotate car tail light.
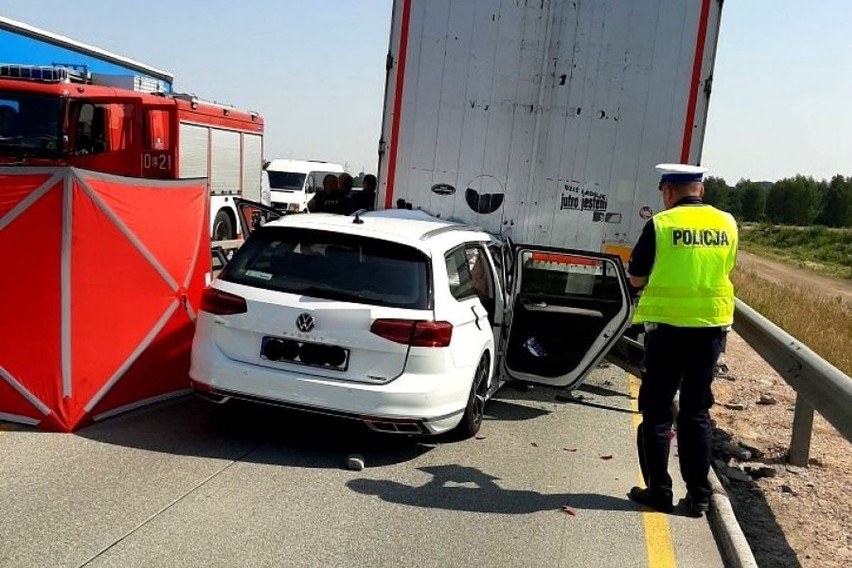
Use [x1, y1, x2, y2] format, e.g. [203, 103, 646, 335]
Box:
[200, 288, 247, 315]
[370, 319, 453, 347]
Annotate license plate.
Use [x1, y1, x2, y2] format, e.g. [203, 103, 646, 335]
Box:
[260, 336, 349, 372]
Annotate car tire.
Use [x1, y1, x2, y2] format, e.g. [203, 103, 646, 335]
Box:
[453, 353, 490, 440]
[213, 209, 235, 241]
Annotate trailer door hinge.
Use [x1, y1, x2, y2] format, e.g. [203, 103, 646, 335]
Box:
[386, 53, 394, 70]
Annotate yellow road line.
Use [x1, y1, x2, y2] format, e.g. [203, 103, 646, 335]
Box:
[629, 374, 678, 568]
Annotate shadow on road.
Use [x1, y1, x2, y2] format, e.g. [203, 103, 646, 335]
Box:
[725, 481, 803, 568]
[578, 382, 633, 399]
[712, 427, 803, 567]
[347, 464, 641, 515]
[492, 379, 638, 416]
[70, 396, 434, 468]
[58, 389, 554, 468]
[556, 396, 639, 416]
[483, 398, 550, 422]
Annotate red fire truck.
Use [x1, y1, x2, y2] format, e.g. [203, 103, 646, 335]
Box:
[0, 64, 264, 240]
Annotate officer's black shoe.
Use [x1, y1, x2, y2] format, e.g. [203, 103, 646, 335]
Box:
[685, 493, 711, 517]
[629, 487, 674, 514]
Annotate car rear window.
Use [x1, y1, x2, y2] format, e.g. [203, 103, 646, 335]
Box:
[221, 227, 431, 310]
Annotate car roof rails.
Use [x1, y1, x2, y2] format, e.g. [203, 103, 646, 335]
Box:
[419, 223, 483, 241]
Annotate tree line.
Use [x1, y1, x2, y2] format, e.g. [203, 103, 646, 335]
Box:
[703, 174, 852, 227]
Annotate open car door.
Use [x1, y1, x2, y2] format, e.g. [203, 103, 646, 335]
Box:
[500, 246, 637, 391]
[233, 197, 284, 238]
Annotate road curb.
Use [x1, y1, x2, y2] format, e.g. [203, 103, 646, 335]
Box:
[707, 466, 759, 568]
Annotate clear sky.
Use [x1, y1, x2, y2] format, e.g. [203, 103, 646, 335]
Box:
[2, 1, 849, 183]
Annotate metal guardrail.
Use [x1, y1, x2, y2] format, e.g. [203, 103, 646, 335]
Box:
[732, 298, 852, 466]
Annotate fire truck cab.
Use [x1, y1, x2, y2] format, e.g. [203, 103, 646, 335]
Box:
[0, 65, 265, 241]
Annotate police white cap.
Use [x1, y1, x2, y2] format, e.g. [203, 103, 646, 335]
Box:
[655, 163, 708, 186]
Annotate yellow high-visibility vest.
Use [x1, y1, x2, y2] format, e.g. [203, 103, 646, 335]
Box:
[633, 204, 738, 327]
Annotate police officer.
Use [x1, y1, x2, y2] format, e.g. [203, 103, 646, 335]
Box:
[627, 164, 738, 517]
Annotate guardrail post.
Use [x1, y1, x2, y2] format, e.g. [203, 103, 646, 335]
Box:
[788, 394, 815, 467]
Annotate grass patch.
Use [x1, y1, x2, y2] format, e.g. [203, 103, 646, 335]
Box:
[740, 224, 852, 279]
[733, 265, 852, 376]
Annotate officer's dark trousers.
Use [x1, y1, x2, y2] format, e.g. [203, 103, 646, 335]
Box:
[637, 324, 723, 503]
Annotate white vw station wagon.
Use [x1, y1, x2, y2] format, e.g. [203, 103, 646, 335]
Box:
[190, 203, 636, 438]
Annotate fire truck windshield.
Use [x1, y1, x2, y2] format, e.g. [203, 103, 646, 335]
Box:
[0, 92, 63, 156]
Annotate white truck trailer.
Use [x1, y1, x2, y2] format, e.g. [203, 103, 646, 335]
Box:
[377, 0, 723, 262]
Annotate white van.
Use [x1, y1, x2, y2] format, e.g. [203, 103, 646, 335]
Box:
[264, 159, 345, 213]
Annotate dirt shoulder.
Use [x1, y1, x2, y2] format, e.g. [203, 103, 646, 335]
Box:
[712, 248, 852, 568]
[712, 332, 852, 568]
[737, 251, 852, 305]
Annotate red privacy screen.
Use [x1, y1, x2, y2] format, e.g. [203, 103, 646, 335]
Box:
[0, 167, 209, 431]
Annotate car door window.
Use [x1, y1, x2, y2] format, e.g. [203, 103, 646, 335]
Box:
[487, 243, 505, 292]
[466, 246, 496, 323]
[502, 247, 633, 391]
[233, 197, 284, 237]
[445, 246, 477, 300]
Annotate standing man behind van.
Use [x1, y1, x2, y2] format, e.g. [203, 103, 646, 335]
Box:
[308, 173, 351, 214]
[627, 164, 738, 517]
[351, 174, 377, 212]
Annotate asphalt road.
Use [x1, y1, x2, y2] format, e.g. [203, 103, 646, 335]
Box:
[0, 368, 724, 568]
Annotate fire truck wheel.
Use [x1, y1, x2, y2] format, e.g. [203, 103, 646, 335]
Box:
[213, 210, 235, 241]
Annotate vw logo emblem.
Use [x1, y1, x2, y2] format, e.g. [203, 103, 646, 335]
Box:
[296, 313, 315, 333]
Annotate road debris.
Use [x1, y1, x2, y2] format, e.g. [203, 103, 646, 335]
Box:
[725, 467, 752, 483]
[757, 394, 778, 406]
[560, 506, 577, 516]
[556, 391, 585, 402]
[724, 402, 746, 411]
[744, 465, 778, 479]
[737, 438, 765, 459]
[600, 455, 614, 461]
[346, 454, 365, 471]
[720, 441, 753, 461]
[563, 448, 578, 452]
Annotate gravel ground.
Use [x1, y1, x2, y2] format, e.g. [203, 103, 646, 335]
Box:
[710, 332, 852, 568]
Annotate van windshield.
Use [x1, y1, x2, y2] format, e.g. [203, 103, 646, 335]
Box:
[221, 227, 431, 310]
[267, 171, 306, 191]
